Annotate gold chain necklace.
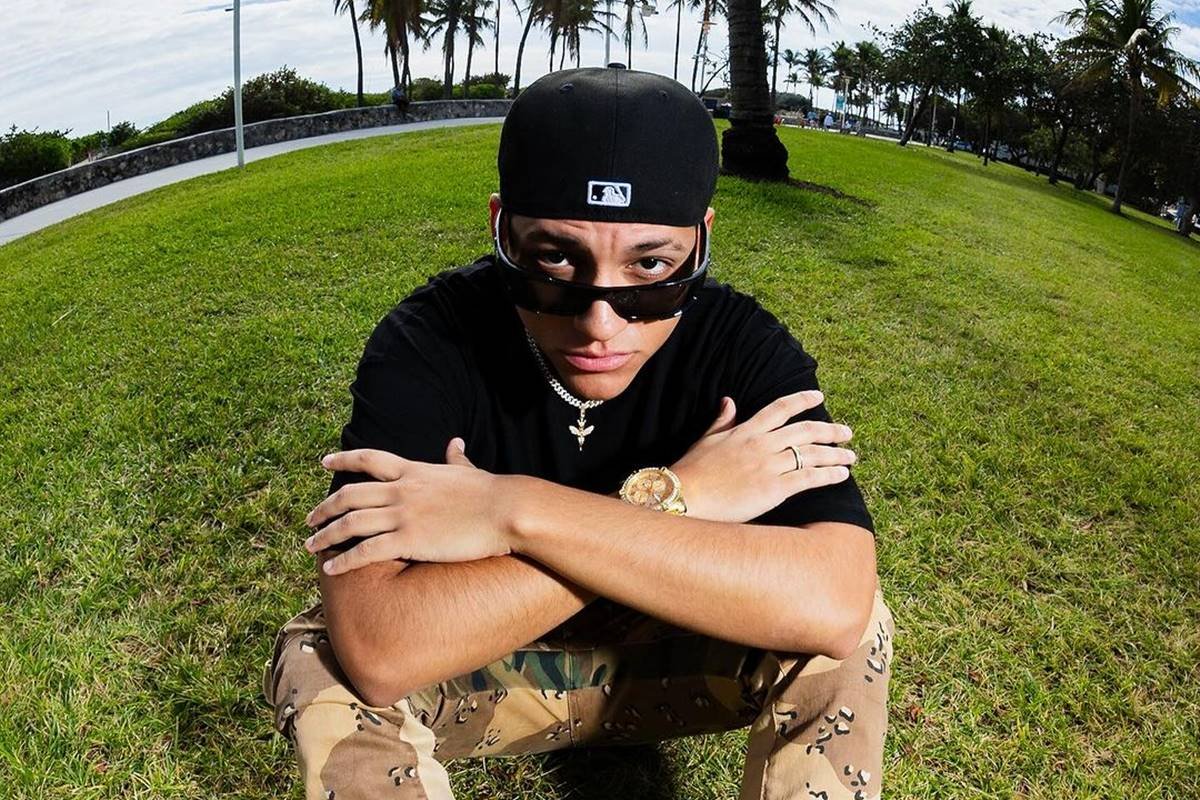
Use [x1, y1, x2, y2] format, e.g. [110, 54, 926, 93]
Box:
[524, 329, 604, 451]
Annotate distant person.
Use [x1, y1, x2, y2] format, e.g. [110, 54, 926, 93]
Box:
[806, 109, 817, 128]
[824, 111, 834, 130]
[390, 84, 410, 115]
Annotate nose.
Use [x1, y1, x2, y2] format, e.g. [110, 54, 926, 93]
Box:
[573, 297, 626, 341]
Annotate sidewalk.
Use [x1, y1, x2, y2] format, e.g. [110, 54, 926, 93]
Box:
[0, 116, 506, 247]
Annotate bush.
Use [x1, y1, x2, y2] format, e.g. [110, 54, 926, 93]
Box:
[409, 78, 445, 102]
[474, 72, 511, 90]
[0, 126, 73, 189]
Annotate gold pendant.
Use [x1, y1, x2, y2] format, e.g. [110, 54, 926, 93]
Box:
[567, 407, 595, 451]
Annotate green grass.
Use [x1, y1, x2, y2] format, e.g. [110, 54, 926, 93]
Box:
[1, 121, 1197, 798]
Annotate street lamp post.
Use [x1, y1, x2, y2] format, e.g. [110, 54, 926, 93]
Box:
[225, 0, 245, 168]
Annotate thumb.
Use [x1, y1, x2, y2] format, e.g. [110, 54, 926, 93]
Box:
[705, 396, 737, 435]
[445, 437, 474, 466]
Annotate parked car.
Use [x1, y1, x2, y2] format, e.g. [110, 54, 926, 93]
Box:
[700, 96, 732, 119]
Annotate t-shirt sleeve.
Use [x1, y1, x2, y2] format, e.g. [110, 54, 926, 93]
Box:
[319, 305, 469, 553]
[721, 301, 875, 533]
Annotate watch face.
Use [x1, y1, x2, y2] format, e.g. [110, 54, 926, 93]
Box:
[624, 468, 678, 508]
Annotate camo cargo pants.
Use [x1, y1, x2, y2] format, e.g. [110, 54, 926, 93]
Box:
[262, 578, 895, 800]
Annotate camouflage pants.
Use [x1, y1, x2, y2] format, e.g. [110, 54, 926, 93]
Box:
[262, 578, 896, 800]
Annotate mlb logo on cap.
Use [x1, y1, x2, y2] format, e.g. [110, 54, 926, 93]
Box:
[587, 180, 632, 208]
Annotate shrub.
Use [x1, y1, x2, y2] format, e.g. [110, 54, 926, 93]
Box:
[409, 78, 445, 102]
[474, 72, 511, 89]
[0, 126, 73, 189]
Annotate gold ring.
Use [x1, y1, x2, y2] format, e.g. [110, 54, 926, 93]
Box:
[788, 444, 803, 472]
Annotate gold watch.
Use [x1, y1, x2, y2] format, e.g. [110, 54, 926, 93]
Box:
[619, 466, 687, 515]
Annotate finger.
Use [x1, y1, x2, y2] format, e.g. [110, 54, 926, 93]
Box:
[321, 449, 408, 481]
[306, 507, 398, 553]
[322, 531, 414, 576]
[773, 444, 857, 475]
[782, 464, 851, 493]
[769, 418, 853, 448]
[306, 481, 397, 530]
[704, 396, 738, 435]
[445, 437, 475, 467]
[743, 390, 824, 434]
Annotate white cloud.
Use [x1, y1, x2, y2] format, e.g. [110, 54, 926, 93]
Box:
[1, 0, 1197, 136]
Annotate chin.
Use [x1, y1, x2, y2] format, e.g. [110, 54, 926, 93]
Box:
[557, 361, 636, 401]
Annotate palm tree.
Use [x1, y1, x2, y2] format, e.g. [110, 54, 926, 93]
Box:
[781, 48, 802, 96]
[827, 39, 855, 121]
[722, 0, 788, 178]
[621, 0, 651, 68]
[763, 0, 835, 108]
[802, 46, 828, 107]
[426, 0, 467, 98]
[853, 40, 884, 123]
[556, 0, 608, 68]
[364, 0, 430, 93]
[665, 0, 704, 80]
[512, 0, 552, 93]
[690, 0, 726, 93]
[461, 0, 495, 94]
[1054, 0, 1200, 212]
[334, 0, 366, 106]
[942, 0, 983, 151]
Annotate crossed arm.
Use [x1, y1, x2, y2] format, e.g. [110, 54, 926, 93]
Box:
[319, 476, 876, 709]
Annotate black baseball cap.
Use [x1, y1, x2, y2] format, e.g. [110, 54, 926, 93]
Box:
[497, 65, 718, 227]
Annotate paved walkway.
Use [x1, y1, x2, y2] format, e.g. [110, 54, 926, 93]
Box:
[0, 116, 506, 247]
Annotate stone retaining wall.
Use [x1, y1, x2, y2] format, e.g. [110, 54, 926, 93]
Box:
[0, 99, 510, 222]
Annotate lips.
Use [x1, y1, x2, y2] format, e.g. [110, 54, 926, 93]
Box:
[561, 350, 634, 372]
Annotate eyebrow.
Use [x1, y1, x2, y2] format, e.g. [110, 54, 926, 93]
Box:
[522, 228, 688, 254]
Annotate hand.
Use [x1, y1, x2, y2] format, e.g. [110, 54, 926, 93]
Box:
[669, 390, 858, 523]
[303, 439, 516, 576]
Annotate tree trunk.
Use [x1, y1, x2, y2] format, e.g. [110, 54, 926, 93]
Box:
[1048, 117, 1072, 185]
[513, 2, 536, 92]
[464, 26, 475, 94]
[673, 0, 682, 80]
[390, 37, 402, 87]
[1179, 195, 1197, 236]
[770, 16, 781, 109]
[945, 86, 960, 152]
[494, 3, 501, 75]
[926, 93, 937, 147]
[442, 20, 458, 99]
[982, 113, 991, 165]
[691, 0, 708, 92]
[721, 0, 788, 179]
[899, 86, 929, 146]
[399, 19, 412, 93]
[1111, 90, 1139, 215]
[349, 0, 365, 106]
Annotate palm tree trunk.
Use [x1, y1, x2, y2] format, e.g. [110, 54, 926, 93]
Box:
[1048, 117, 1072, 185]
[399, 19, 413, 94]
[899, 86, 928, 146]
[982, 113, 992, 166]
[349, 0, 365, 106]
[494, 3, 501, 75]
[1111, 91, 1138, 214]
[721, 0, 788, 179]
[442, 22, 458, 99]
[690, 0, 708, 92]
[390, 36, 402, 87]
[464, 27, 476, 94]
[673, 0, 682, 81]
[513, 2, 536, 92]
[769, 17, 781, 109]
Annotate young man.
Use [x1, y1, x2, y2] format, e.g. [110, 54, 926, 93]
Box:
[263, 65, 895, 800]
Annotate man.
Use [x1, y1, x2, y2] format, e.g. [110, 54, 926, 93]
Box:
[263, 64, 895, 800]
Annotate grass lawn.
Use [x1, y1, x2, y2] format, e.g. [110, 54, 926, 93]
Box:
[1, 120, 1197, 799]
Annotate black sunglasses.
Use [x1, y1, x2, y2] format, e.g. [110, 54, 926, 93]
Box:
[491, 206, 710, 321]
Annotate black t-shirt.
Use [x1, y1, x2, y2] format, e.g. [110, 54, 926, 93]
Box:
[327, 254, 873, 538]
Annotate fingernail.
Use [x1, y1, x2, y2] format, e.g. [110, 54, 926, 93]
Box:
[837, 466, 850, 479]
[304, 536, 315, 551]
[321, 454, 333, 467]
[323, 560, 336, 574]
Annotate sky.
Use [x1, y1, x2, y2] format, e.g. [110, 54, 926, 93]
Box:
[3, 0, 1200, 138]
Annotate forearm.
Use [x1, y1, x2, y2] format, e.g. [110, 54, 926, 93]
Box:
[319, 551, 596, 707]
[507, 475, 876, 658]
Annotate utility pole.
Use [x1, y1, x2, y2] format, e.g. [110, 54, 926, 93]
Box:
[225, 0, 245, 168]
